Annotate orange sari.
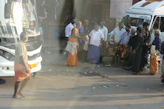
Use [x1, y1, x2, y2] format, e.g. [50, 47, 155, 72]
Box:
[67, 28, 79, 66]
[14, 64, 31, 82]
[150, 55, 160, 74]
[67, 37, 79, 66]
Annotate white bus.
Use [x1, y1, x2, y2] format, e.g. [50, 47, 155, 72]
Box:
[0, 0, 42, 76]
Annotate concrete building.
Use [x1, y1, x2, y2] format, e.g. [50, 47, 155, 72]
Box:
[40, 0, 140, 31]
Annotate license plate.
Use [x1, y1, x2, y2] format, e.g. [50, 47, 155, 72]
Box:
[30, 63, 37, 68]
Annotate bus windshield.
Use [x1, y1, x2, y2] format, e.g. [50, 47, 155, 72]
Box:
[22, 0, 39, 36]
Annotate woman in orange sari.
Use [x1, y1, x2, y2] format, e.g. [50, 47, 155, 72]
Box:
[67, 21, 82, 66]
[13, 31, 31, 98]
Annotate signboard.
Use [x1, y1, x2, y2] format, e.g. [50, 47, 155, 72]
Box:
[110, 0, 133, 18]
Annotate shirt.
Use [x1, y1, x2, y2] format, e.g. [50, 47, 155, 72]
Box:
[89, 29, 104, 47]
[15, 42, 28, 65]
[120, 31, 131, 45]
[152, 37, 161, 51]
[65, 23, 74, 38]
[112, 27, 125, 43]
[100, 26, 108, 41]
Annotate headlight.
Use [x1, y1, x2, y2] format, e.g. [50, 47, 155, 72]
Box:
[0, 49, 15, 61]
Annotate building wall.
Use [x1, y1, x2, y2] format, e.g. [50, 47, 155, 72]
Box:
[73, 0, 115, 32]
[43, 0, 135, 31]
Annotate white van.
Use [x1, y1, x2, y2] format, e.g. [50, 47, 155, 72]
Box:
[0, 0, 42, 76]
[123, 0, 164, 43]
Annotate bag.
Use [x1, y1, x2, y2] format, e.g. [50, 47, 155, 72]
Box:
[65, 41, 77, 55]
[151, 45, 156, 55]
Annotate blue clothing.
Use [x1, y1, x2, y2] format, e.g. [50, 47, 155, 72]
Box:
[80, 26, 85, 36]
[152, 37, 161, 51]
[100, 26, 108, 41]
[88, 45, 100, 63]
[120, 32, 131, 45]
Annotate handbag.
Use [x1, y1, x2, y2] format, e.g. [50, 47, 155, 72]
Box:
[65, 41, 77, 55]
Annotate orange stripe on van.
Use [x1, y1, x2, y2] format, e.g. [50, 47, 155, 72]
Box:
[141, 0, 162, 7]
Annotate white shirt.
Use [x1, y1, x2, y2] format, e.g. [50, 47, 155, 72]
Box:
[112, 27, 125, 43]
[89, 29, 104, 47]
[100, 26, 108, 41]
[65, 23, 74, 38]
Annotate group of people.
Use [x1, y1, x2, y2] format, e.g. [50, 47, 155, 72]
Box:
[65, 18, 108, 66]
[112, 22, 164, 76]
[65, 17, 164, 79]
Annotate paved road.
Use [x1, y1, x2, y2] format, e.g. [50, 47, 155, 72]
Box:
[1, 33, 164, 109]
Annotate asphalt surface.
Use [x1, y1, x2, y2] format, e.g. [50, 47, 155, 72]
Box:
[1, 32, 164, 109]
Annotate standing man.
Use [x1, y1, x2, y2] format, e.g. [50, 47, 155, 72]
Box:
[79, 19, 91, 61]
[100, 21, 108, 42]
[38, 0, 47, 36]
[141, 22, 151, 70]
[99, 21, 108, 62]
[88, 24, 104, 64]
[111, 22, 125, 65]
[13, 31, 31, 98]
[120, 25, 131, 62]
[65, 17, 75, 39]
[79, 19, 91, 36]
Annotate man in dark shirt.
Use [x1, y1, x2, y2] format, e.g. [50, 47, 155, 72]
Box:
[37, 0, 47, 36]
[141, 22, 151, 70]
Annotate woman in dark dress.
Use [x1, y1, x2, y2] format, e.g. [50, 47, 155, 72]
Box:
[132, 27, 144, 73]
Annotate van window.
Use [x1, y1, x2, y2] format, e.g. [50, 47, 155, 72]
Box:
[128, 17, 143, 26]
[160, 17, 164, 32]
[123, 16, 150, 27]
[153, 17, 160, 30]
[153, 17, 164, 32]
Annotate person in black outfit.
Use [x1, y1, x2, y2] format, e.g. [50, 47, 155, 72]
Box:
[124, 28, 137, 68]
[132, 27, 144, 73]
[140, 22, 151, 71]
